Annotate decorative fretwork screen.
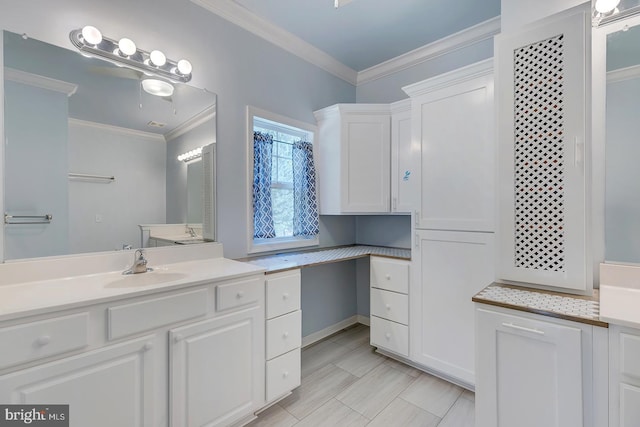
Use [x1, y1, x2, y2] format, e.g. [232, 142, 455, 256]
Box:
[512, 34, 566, 272]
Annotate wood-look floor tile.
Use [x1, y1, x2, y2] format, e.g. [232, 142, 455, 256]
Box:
[330, 324, 370, 349]
[280, 364, 358, 420]
[301, 339, 353, 378]
[383, 358, 423, 378]
[399, 373, 463, 418]
[461, 389, 475, 402]
[292, 399, 369, 427]
[247, 404, 298, 427]
[366, 398, 440, 427]
[335, 363, 416, 419]
[334, 344, 386, 377]
[438, 396, 475, 427]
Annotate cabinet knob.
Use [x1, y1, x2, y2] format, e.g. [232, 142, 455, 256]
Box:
[282, 332, 289, 339]
[174, 334, 183, 343]
[282, 292, 289, 300]
[385, 274, 391, 280]
[385, 332, 391, 340]
[237, 291, 245, 299]
[282, 371, 289, 378]
[143, 342, 153, 352]
[386, 304, 391, 311]
[35, 335, 51, 347]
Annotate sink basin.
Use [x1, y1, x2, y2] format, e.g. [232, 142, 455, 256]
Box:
[105, 271, 188, 288]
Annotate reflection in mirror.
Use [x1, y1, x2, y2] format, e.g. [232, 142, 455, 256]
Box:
[3, 30, 216, 260]
[605, 23, 640, 262]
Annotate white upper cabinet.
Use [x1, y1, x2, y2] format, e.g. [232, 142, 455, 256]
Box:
[495, 10, 590, 292]
[390, 99, 416, 213]
[314, 104, 391, 214]
[403, 60, 495, 232]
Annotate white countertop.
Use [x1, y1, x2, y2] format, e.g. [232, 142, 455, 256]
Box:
[599, 263, 640, 329]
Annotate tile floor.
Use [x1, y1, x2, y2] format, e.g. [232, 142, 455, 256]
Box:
[248, 324, 475, 427]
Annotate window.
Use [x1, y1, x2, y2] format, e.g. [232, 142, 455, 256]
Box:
[247, 106, 319, 253]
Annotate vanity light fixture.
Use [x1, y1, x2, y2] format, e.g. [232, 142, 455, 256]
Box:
[177, 147, 203, 163]
[70, 25, 192, 83]
[595, 0, 621, 14]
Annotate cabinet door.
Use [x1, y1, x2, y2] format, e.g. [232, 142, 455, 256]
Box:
[413, 72, 494, 231]
[340, 113, 391, 213]
[496, 11, 588, 290]
[391, 106, 415, 213]
[476, 307, 585, 427]
[410, 230, 494, 385]
[170, 306, 264, 427]
[0, 336, 157, 427]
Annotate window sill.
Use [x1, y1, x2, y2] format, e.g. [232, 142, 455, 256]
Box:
[248, 236, 319, 255]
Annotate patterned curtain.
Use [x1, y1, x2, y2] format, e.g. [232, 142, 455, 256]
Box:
[292, 140, 319, 237]
[253, 132, 276, 239]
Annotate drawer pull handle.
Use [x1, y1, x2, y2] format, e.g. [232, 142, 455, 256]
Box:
[237, 291, 245, 298]
[501, 323, 545, 335]
[174, 334, 184, 343]
[282, 332, 289, 339]
[283, 371, 289, 378]
[386, 304, 391, 311]
[385, 332, 391, 340]
[385, 274, 391, 280]
[282, 292, 289, 300]
[143, 342, 154, 352]
[35, 336, 51, 347]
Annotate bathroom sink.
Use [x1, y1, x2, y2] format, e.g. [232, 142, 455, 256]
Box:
[105, 271, 188, 288]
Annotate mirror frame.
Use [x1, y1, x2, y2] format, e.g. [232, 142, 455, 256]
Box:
[592, 13, 640, 273]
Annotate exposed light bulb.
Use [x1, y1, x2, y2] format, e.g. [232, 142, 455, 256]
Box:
[177, 59, 192, 75]
[595, 0, 621, 13]
[81, 25, 102, 45]
[118, 38, 137, 56]
[149, 50, 166, 67]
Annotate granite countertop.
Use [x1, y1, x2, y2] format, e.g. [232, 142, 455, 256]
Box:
[240, 245, 411, 273]
[473, 282, 607, 328]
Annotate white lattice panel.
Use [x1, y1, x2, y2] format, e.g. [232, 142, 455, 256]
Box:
[513, 34, 566, 272]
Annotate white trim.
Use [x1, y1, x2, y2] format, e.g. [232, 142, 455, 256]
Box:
[389, 98, 411, 115]
[190, 0, 358, 85]
[402, 58, 493, 98]
[357, 16, 501, 85]
[4, 67, 78, 96]
[68, 118, 165, 142]
[313, 103, 391, 121]
[301, 315, 359, 347]
[165, 104, 216, 142]
[607, 64, 640, 83]
[356, 314, 370, 326]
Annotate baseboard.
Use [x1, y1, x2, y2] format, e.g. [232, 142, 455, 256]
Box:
[302, 315, 359, 347]
[356, 314, 370, 326]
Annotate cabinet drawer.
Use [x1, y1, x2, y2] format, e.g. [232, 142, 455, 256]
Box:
[216, 276, 262, 312]
[370, 316, 409, 357]
[620, 332, 640, 379]
[266, 270, 301, 319]
[0, 312, 89, 370]
[108, 288, 208, 340]
[266, 348, 301, 402]
[266, 310, 302, 360]
[371, 257, 409, 293]
[370, 288, 408, 325]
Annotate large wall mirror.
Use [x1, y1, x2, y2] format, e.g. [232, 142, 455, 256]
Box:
[3, 30, 217, 261]
[601, 15, 640, 263]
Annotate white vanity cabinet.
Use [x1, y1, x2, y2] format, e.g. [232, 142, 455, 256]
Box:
[390, 99, 415, 213]
[264, 269, 302, 404]
[314, 104, 391, 214]
[475, 305, 597, 427]
[0, 270, 266, 427]
[369, 256, 410, 357]
[609, 325, 640, 427]
[495, 9, 590, 292]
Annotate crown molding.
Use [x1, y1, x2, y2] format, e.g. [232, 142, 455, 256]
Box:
[68, 118, 165, 142]
[607, 64, 640, 84]
[389, 98, 411, 114]
[357, 16, 501, 85]
[165, 105, 216, 142]
[4, 67, 78, 96]
[402, 58, 493, 98]
[190, 0, 358, 85]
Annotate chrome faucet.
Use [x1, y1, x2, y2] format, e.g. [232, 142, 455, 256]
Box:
[123, 249, 152, 275]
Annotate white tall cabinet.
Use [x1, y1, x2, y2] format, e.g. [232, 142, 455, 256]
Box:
[495, 9, 590, 292]
[403, 59, 495, 387]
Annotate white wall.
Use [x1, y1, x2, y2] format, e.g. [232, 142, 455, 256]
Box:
[68, 121, 166, 252]
[4, 81, 69, 260]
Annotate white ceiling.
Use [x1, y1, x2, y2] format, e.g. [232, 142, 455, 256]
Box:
[232, 0, 501, 71]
